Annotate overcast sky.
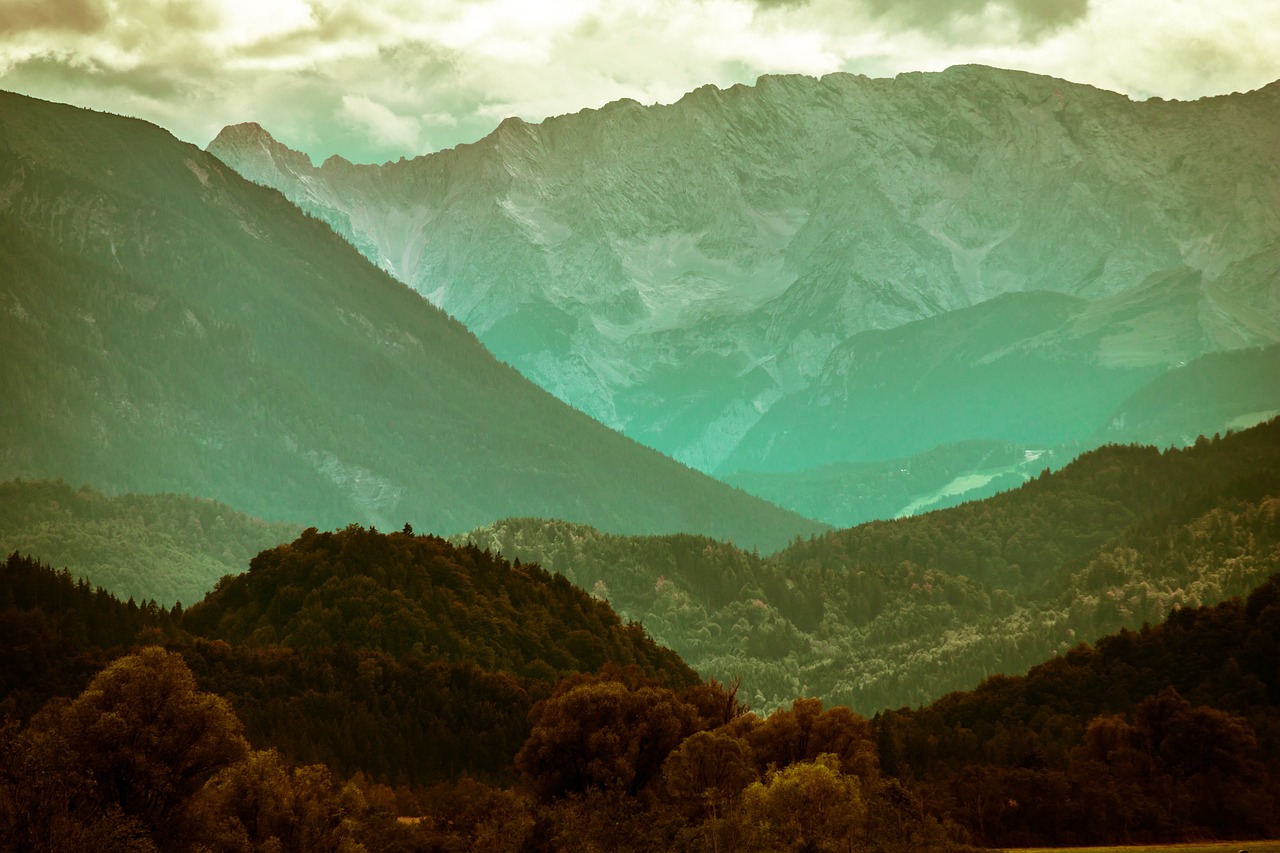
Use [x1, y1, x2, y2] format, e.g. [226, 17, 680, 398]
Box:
[2, 0, 1276, 165]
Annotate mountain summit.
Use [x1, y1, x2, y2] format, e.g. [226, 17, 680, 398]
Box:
[209, 66, 1280, 473]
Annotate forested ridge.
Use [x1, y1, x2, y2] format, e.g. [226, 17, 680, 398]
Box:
[185, 524, 696, 685]
[4, 544, 1280, 847]
[0, 537, 963, 851]
[0, 478, 302, 607]
[462, 418, 1280, 710]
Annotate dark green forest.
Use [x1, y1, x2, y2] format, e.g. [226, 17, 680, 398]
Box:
[4, 536, 1280, 849]
[0, 535, 961, 852]
[879, 578, 1280, 845]
[463, 419, 1280, 711]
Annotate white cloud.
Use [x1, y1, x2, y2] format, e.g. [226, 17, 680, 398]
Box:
[1, 0, 1276, 164]
[339, 93, 422, 149]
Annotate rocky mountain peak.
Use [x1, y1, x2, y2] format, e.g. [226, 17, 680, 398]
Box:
[206, 66, 1280, 474]
[208, 121, 316, 187]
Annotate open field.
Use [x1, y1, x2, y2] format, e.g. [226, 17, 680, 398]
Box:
[1006, 843, 1280, 853]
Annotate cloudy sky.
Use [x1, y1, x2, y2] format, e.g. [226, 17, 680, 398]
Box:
[1, 0, 1276, 164]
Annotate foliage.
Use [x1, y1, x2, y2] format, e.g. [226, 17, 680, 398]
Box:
[877, 573, 1280, 845]
[461, 419, 1280, 711]
[46, 647, 249, 848]
[737, 754, 866, 852]
[184, 524, 696, 686]
[0, 478, 301, 606]
[517, 677, 698, 800]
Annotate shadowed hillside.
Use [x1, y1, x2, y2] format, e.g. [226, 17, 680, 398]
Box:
[0, 89, 824, 552]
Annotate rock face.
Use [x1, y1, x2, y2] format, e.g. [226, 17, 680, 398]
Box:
[208, 66, 1280, 473]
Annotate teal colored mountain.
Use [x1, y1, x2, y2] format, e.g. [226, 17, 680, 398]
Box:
[0, 90, 824, 552]
[209, 66, 1280, 477]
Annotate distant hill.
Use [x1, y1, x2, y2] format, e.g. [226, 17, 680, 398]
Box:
[0, 479, 301, 606]
[720, 278, 1267, 472]
[0, 89, 824, 552]
[722, 339, 1278, 527]
[1096, 342, 1280, 447]
[460, 419, 1280, 712]
[724, 440, 1061, 528]
[210, 67, 1280, 477]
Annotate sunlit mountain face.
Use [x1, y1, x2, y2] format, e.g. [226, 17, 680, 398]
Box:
[208, 66, 1279, 502]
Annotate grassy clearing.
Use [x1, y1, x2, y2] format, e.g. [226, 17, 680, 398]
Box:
[1005, 843, 1280, 853]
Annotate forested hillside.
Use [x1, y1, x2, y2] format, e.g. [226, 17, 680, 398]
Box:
[881, 573, 1280, 844]
[0, 479, 300, 606]
[185, 524, 695, 685]
[0, 544, 963, 852]
[462, 419, 1280, 711]
[0, 523, 696, 788]
[0, 89, 824, 553]
[4, 544, 1279, 848]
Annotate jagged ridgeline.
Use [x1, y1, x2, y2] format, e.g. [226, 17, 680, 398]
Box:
[209, 67, 1280, 479]
[461, 418, 1280, 712]
[0, 89, 825, 552]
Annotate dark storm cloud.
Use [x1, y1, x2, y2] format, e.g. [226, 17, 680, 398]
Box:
[0, 0, 109, 35]
[754, 0, 1090, 39]
[865, 0, 1089, 37]
[4, 53, 194, 100]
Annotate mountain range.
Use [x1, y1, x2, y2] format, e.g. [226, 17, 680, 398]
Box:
[208, 65, 1280, 484]
[1, 62, 1278, 851]
[0, 89, 823, 552]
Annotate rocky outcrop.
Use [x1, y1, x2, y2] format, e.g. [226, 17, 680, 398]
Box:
[209, 66, 1280, 473]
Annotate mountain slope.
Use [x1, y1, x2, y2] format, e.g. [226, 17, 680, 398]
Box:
[723, 440, 1056, 528]
[1097, 342, 1280, 447]
[0, 90, 824, 551]
[0, 479, 301, 606]
[461, 419, 1280, 712]
[879, 574, 1280, 845]
[209, 66, 1280, 473]
[725, 264, 1280, 471]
